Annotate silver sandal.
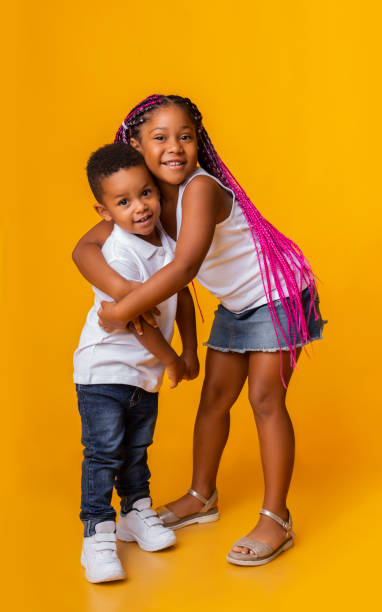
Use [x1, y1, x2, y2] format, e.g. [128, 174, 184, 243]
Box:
[156, 489, 219, 530]
[226, 508, 295, 566]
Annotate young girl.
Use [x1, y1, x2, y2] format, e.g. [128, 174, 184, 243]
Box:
[73, 94, 326, 566]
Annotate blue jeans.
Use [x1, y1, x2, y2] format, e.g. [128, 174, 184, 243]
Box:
[76, 383, 158, 536]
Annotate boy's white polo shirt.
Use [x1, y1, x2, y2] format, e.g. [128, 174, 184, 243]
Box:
[73, 223, 177, 393]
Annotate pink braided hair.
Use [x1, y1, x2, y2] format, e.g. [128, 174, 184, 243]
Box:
[115, 95, 318, 383]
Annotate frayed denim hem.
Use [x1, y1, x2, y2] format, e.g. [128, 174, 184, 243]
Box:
[203, 335, 325, 354]
[205, 288, 327, 356]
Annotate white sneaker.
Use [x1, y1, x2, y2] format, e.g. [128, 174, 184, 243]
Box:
[117, 498, 176, 552]
[81, 520, 125, 583]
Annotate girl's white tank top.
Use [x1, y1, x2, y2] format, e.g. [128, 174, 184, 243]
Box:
[176, 168, 304, 314]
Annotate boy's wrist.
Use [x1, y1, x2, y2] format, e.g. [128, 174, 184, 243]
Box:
[162, 348, 180, 367]
[181, 348, 199, 381]
[181, 344, 198, 357]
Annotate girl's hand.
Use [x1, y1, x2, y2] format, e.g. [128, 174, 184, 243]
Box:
[166, 355, 186, 389]
[181, 350, 200, 380]
[98, 301, 129, 332]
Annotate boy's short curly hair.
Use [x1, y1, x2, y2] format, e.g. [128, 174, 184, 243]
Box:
[87, 142, 145, 202]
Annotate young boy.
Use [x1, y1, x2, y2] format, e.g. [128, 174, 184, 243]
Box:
[73, 143, 198, 583]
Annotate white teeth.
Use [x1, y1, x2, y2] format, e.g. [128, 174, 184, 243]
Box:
[165, 161, 183, 166]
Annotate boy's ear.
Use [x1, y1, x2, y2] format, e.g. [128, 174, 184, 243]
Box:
[130, 137, 143, 153]
[94, 203, 112, 222]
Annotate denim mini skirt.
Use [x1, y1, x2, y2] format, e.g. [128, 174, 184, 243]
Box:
[204, 287, 327, 353]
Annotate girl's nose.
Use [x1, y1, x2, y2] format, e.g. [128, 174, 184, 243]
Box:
[167, 138, 183, 153]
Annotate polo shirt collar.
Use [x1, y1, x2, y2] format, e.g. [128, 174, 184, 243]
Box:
[112, 224, 163, 259]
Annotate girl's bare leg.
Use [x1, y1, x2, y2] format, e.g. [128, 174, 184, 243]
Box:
[165, 348, 248, 517]
[232, 349, 301, 554]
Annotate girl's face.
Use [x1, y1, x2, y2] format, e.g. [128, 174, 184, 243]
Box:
[130, 105, 198, 186]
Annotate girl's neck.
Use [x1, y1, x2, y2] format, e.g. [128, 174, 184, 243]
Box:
[157, 180, 179, 207]
[157, 181, 180, 240]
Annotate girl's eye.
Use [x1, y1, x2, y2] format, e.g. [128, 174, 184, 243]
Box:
[180, 134, 192, 141]
[118, 198, 129, 206]
[142, 189, 151, 197]
[154, 135, 165, 141]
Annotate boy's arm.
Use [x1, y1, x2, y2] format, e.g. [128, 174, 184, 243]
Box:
[128, 321, 185, 388]
[176, 287, 199, 380]
[131, 287, 198, 386]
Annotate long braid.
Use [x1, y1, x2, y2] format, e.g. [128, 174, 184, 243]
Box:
[198, 123, 317, 375]
[115, 95, 317, 383]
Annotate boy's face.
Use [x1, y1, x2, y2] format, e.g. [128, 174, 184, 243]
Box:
[95, 165, 161, 241]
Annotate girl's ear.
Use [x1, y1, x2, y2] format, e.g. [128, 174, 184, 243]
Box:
[130, 137, 143, 153]
[94, 203, 112, 222]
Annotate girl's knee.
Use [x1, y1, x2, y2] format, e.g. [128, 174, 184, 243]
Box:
[200, 381, 234, 414]
[248, 387, 286, 420]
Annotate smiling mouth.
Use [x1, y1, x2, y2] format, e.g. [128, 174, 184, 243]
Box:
[136, 213, 153, 224]
[162, 161, 186, 167]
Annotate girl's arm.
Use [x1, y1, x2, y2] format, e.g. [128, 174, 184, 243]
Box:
[72, 220, 133, 301]
[98, 176, 222, 325]
[74, 225, 184, 383]
[73, 220, 159, 328]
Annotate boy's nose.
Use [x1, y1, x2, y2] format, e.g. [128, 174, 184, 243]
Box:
[133, 199, 146, 212]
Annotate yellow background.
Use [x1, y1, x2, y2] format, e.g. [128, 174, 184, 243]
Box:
[3, 1, 382, 610]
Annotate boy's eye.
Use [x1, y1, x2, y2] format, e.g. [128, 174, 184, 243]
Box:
[142, 189, 151, 197]
[118, 198, 129, 206]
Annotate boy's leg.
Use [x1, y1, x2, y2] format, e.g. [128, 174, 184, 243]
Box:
[77, 384, 129, 536]
[115, 389, 176, 551]
[116, 389, 158, 514]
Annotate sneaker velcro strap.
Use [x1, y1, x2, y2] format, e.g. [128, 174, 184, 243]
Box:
[139, 509, 156, 518]
[95, 541, 117, 552]
[136, 508, 164, 528]
[145, 517, 163, 527]
[95, 533, 116, 543]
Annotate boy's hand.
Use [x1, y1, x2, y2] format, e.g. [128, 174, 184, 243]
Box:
[131, 308, 161, 335]
[166, 356, 186, 389]
[98, 301, 161, 334]
[181, 350, 200, 380]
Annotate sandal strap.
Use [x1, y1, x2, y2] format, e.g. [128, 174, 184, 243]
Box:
[259, 508, 294, 536]
[233, 536, 273, 556]
[188, 488, 209, 505]
[156, 505, 180, 522]
[187, 488, 217, 511]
